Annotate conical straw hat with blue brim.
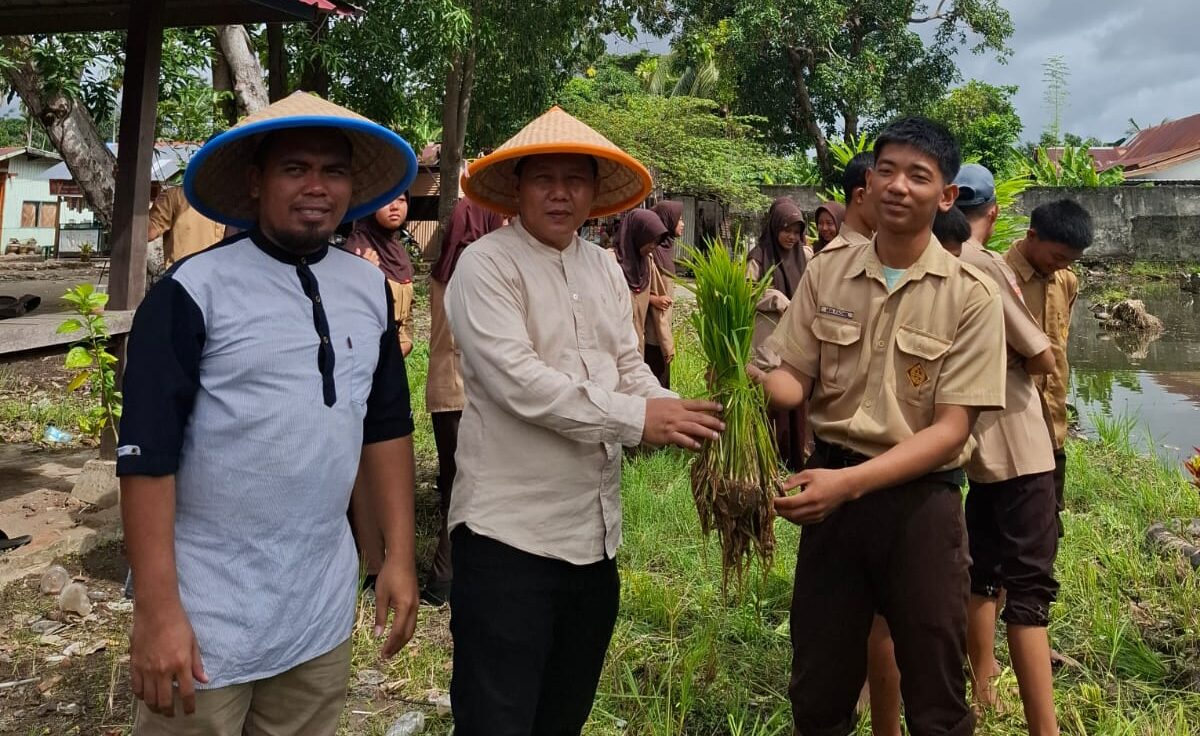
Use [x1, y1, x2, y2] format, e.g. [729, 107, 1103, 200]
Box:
[184, 91, 417, 230]
[462, 106, 653, 218]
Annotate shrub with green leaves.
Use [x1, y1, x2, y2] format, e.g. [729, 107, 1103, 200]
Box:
[58, 283, 121, 444]
[680, 241, 782, 591]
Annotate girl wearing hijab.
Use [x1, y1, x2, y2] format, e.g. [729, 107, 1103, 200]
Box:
[344, 191, 416, 356]
[813, 201, 846, 255]
[342, 192, 415, 590]
[616, 209, 669, 356]
[747, 197, 809, 471]
[646, 200, 684, 388]
[423, 197, 505, 606]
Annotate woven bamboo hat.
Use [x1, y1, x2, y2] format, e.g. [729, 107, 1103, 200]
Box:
[184, 91, 417, 229]
[462, 106, 652, 218]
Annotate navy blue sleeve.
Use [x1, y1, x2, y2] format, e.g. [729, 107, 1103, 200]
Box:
[363, 282, 414, 444]
[115, 277, 206, 476]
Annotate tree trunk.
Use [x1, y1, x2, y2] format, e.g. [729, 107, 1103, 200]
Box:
[1, 36, 116, 227]
[267, 24, 287, 102]
[215, 25, 269, 115]
[211, 38, 238, 127]
[785, 45, 833, 180]
[842, 110, 859, 144]
[436, 42, 477, 254]
[297, 17, 330, 97]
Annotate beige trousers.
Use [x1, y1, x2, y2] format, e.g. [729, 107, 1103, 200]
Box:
[134, 638, 352, 736]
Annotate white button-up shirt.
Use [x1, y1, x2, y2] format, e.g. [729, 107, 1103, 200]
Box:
[445, 218, 676, 564]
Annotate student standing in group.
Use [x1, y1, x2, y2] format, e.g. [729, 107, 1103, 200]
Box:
[616, 208, 670, 356]
[119, 92, 420, 734]
[645, 200, 685, 388]
[423, 196, 505, 606]
[752, 117, 1005, 736]
[445, 106, 724, 735]
[1004, 199, 1094, 538]
[747, 196, 809, 471]
[944, 166, 1062, 734]
[812, 201, 845, 254]
[822, 152, 877, 253]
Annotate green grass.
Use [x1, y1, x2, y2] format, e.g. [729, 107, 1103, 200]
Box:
[0, 364, 93, 444]
[339, 318, 1200, 735]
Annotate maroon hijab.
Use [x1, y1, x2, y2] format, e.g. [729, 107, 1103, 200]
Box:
[344, 208, 414, 284]
[748, 197, 807, 296]
[616, 209, 668, 293]
[432, 197, 506, 283]
[651, 200, 683, 275]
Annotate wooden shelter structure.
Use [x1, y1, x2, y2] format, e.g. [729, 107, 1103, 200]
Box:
[0, 0, 357, 455]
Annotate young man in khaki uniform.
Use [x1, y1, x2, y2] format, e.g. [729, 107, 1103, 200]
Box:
[1004, 199, 1094, 537]
[819, 151, 876, 255]
[147, 185, 227, 265]
[754, 117, 1006, 736]
[950, 165, 1062, 734]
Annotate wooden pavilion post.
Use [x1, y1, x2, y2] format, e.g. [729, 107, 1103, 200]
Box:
[102, 0, 165, 459]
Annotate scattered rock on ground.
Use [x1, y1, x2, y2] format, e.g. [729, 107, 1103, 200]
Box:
[1097, 299, 1165, 332]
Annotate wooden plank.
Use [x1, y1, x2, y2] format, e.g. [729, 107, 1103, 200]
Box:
[0, 310, 134, 357]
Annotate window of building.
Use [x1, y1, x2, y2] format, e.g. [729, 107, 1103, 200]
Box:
[20, 201, 59, 228]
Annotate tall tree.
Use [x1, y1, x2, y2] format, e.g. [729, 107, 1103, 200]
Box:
[1041, 54, 1069, 144]
[927, 80, 1022, 174]
[678, 0, 1014, 179]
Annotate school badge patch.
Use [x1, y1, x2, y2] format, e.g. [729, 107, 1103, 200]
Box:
[906, 362, 928, 389]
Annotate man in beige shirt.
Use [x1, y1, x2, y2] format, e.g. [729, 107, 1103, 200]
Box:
[445, 107, 723, 736]
[147, 185, 226, 265]
[820, 150, 876, 255]
[936, 164, 1061, 735]
[1004, 199, 1093, 538]
[755, 117, 1005, 736]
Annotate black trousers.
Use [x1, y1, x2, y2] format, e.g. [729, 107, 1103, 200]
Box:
[429, 411, 461, 590]
[789, 443, 974, 736]
[1052, 448, 1067, 538]
[449, 527, 619, 736]
[966, 472, 1060, 627]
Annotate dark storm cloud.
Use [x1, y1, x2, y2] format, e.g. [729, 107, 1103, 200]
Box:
[950, 0, 1200, 143]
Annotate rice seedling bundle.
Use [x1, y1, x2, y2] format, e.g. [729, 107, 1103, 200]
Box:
[680, 241, 783, 589]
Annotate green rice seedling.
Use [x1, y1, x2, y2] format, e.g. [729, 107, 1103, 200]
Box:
[679, 240, 784, 592]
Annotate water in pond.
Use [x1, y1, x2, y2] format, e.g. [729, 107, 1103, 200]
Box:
[1069, 284, 1200, 463]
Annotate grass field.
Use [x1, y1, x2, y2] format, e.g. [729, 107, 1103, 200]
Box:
[3, 308, 1199, 734]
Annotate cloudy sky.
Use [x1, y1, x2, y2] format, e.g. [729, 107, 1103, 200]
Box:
[611, 0, 1200, 145]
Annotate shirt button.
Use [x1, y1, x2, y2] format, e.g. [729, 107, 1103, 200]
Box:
[572, 293, 579, 301]
[864, 399, 873, 408]
[314, 295, 322, 303]
[875, 340, 885, 349]
[300, 257, 307, 264]
[321, 335, 329, 344]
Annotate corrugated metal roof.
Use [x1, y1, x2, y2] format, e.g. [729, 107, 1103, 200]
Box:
[1043, 146, 1126, 170]
[1109, 112, 1200, 176]
[0, 146, 62, 163]
[38, 142, 197, 182]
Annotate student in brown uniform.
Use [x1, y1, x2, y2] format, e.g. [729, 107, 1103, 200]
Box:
[950, 165, 1061, 734]
[1004, 199, 1094, 538]
[748, 197, 808, 471]
[344, 192, 416, 356]
[616, 209, 670, 356]
[646, 200, 684, 388]
[423, 196, 506, 606]
[821, 152, 877, 254]
[753, 117, 1006, 736]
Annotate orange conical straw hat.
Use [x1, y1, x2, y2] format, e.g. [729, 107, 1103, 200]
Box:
[462, 106, 652, 218]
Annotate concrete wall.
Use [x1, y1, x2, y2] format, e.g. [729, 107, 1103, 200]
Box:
[751, 184, 1200, 263]
[1016, 186, 1200, 262]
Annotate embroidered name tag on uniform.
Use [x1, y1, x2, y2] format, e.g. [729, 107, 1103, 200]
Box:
[819, 306, 854, 320]
[906, 363, 929, 388]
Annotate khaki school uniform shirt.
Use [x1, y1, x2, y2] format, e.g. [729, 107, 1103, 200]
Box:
[819, 223, 873, 254]
[148, 186, 226, 264]
[388, 279, 414, 356]
[1005, 241, 1078, 449]
[766, 236, 1006, 470]
[444, 218, 676, 564]
[959, 239, 1056, 483]
[425, 278, 465, 413]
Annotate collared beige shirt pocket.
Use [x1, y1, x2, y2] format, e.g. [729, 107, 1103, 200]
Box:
[894, 325, 952, 408]
[812, 315, 861, 391]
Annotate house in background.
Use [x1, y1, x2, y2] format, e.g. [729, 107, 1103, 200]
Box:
[1, 146, 95, 251]
[1045, 112, 1200, 181]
